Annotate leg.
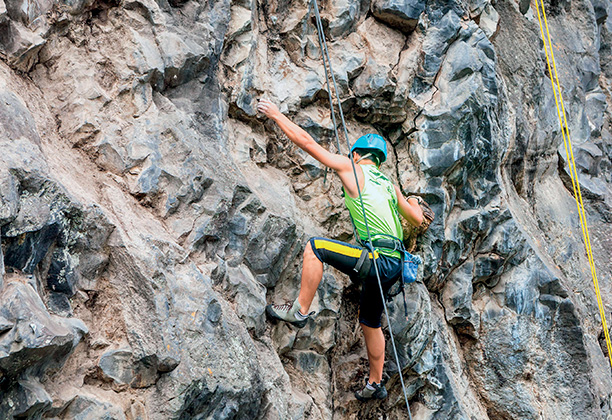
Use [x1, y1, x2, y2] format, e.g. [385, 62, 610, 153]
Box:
[297, 240, 324, 314]
[355, 321, 388, 401]
[361, 323, 385, 383]
[267, 237, 365, 327]
[357, 255, 401, 385]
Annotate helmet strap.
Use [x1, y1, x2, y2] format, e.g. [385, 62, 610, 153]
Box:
[355, 152, 371, 163]
[355, 152, 380, 167]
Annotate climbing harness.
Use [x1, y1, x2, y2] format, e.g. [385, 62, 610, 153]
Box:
[310, 1, 414, 417]
[533, 0, 612, 365]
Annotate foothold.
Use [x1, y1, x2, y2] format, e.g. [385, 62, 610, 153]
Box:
[207, 299, 222, 324]
[0, 316, 14, 334]
[157, 356, 180, 373]
[98, 349, 134, 385]
[371, 0, 426, 33]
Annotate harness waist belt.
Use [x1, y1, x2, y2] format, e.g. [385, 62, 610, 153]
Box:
[371, 237, 402, 251]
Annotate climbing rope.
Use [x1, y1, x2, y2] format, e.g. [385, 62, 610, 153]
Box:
[533, 0, 612, 364]
[311, 1, 343, 185]
[310, 0, 414, 416]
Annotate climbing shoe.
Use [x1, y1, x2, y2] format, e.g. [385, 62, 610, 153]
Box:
[266, 298, 313, 328]
[355, 379, 388, 402]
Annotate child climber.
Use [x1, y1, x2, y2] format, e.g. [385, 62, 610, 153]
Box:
[257, 99, 424, 401]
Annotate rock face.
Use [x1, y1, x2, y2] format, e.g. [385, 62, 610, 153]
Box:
[0, 0, 611, 418]
[371, 0, 426, 33]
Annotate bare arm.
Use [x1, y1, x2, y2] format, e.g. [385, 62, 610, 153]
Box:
[257, 99, 362, 196]
[395, 185, 424, 227]
[257, 99, 350, 170]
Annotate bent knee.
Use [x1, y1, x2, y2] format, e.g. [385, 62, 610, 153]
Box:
[304, 239, 314, 256]
[305, 238, 324, 263]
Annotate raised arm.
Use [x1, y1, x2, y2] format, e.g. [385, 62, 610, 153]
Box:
[257, 99, 352, 172]
[395, 185, 424, 227]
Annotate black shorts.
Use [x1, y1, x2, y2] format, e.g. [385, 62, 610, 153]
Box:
[309, 237, 401, 328]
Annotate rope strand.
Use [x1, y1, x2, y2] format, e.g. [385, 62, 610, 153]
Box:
[310, 1, 414, 417]
[533, 0, 612, 363]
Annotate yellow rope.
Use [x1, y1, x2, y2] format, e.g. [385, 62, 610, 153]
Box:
[533, 0, 612, 365]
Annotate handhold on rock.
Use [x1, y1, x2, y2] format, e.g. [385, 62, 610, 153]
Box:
[98, 349, 176, 389]
[61, 395, 127, 420]
[0, 315, 13, 333]
[0, 280, 80, 380]
[0, 0, 7, 22]
[0, 21, 46, 72]
[371, 0, 425, 33]
[98, 348, 135, 385]
[0, 377, 52, 419]
[3, 223, 60, 274]
[478, 4, 499, 39]
[157, 355, 180, 373]
[131, 355, 160, 389]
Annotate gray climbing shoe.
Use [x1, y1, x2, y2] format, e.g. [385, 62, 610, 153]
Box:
[266, 298, 313, 328]
[355, 379, 387, 402]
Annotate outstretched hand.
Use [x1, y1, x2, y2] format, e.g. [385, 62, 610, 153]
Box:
[257, 99, 281, 119]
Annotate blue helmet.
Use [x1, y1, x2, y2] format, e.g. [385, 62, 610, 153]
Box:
[350, 134, 387, 163]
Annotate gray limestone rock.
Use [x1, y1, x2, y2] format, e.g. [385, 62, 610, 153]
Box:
[371, 0, 425, 33]
[586, 90, 608, 136]
[441, 258, 480, 338]
[244, 214, 298, 288]
[0, 0, 611, 418]
[415, 25, 498, 181]
[224, 264, 267, 335]
[0, 278, 86, 417]
[326, 0, 361, 38]
[413, 300, 489, 419]
[61, 396, 127, 420]
[478, 4, 500, 39]
[591, 0, 609, 24]
[0, 254, 3, 290]
[416, 10, 462, 84]
[61, 0, 96, 15]
[0, 280, 84, 378]
[0, 89, 42, 145]
[466, 263, 601, 419]
[3, 0, 52, 24]
[0, 0, 7, 22]
[99, 348, 135, 385]
[0, 21, 46, 72]
[352, 17, 408, 124]
[0, 137, 112, 305]
[467, 0, 488, 17]
[328, 33, 367, 98]
[0, 378, 52, 419]
[387, 281, 434, 375]
[0, 171, 19, 227]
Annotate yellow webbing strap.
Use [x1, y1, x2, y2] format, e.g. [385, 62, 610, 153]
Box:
[533, 0, 612, 365]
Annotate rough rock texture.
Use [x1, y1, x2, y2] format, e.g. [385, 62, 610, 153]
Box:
[0, 0, 611, 418]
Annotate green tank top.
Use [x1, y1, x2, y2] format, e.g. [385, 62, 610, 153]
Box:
[344, 165, 403, 259]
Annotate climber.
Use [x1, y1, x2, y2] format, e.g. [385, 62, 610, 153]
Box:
[257, 98, 427, 401]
